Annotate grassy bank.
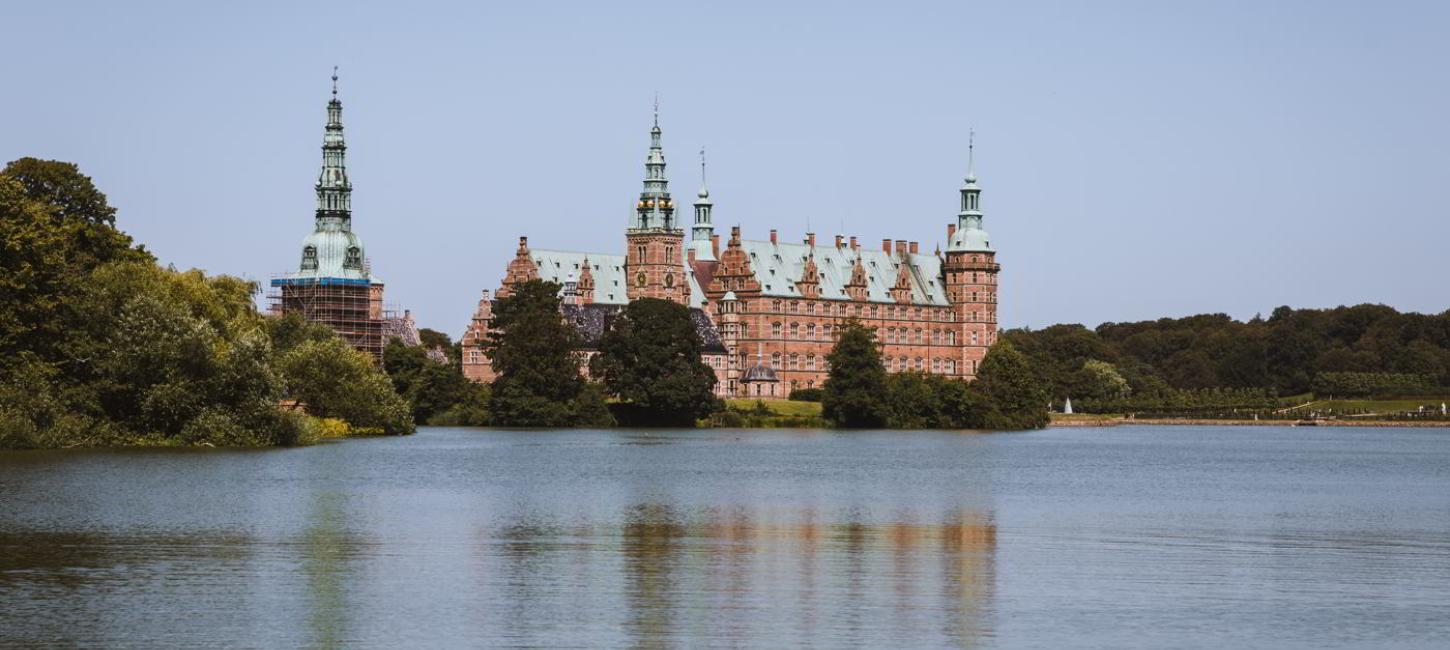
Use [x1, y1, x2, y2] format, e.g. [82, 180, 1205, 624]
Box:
[715, 399, 826, 428]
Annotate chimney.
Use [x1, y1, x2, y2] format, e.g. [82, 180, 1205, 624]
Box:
[806, 232, 816, 247]
[711, 234, 720, 258]
[687, 248, 696, 265]
[834, 234, 844, 248]
[730, 225, 741, 241]
[947, 223, 957, 240]
[850, 236, 858, 250]
[909, 241, 919, 255]
[882, 238, 892, 252]
[516, 236, 529, 255]
[895, 240, 907, 257]
[770, 229, 778, 244]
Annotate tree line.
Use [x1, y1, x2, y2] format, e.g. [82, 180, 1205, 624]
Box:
[1005, 304, 1450, 412]
[1, 158, 412, 448]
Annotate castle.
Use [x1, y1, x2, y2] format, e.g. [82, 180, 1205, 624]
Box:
[462, 109, 1000, 398]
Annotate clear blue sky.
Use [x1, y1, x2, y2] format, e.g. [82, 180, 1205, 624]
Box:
[4, 1, 1447, 335]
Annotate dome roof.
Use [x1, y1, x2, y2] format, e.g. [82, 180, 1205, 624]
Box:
[295, 223, 369, 280]
[741, 362, 779, 383]
[948, 226, 992, 253]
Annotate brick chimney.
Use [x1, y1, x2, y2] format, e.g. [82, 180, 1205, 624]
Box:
[909, 241, 919, 255]
[711, 234, 720, 258]
[806, 232, 816, 247]
[947, 223, 957, 240]
[834, 234, 844, 248]
[850, 236, 858, 250]
[882, 238, 892, 252]
[895, 240, 907, 257]
[770, 229, 778, 244]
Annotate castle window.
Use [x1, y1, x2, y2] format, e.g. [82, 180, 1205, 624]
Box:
[806, 355, 816, 370]
[932, 358, 941, 373]
[771, 353, 781, 369]
[772, 322, 782, 337]
[915, 328, 923, 343]
[789, 354, 799, 370]
[806, 323, 816, 340]
[823, 324, 832, 340]
[773, 300, 783, 312]
[971, 331, 979, 345]
[790, 322, 799, 339]
[947, 331, 955, 345]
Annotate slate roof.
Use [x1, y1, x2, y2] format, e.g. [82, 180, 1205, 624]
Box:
[528, 249, 707, 308]
[737, 240, 949, 306]
[559, 303, 728, 354]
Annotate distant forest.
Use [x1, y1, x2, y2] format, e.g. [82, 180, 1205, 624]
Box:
[1005, 305, 1450, 410]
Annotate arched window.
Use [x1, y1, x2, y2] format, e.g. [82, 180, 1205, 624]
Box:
[806, 354, 816, 370]
[806, 323, 816, 340]
[789, 322, 800, 339]
[772, 322, 782, 337]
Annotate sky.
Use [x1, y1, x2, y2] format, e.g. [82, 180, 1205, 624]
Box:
[3, 1, 1447, 336]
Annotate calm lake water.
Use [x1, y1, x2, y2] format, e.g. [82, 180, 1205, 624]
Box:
[2, 426, 1449, 648]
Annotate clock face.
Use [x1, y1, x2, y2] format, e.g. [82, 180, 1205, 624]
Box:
[637, 273, 647, 287]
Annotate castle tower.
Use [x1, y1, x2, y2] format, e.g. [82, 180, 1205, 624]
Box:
[943, 132, 1000, 377]
[271, 68, 386, 358]
[689, 147, 716, 262]
[625, 99, 688, 304]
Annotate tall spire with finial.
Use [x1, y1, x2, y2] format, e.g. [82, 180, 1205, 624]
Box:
[317, 66, 351, 220]
[947, 128, 990, 252]
[690, 146, 715, 260]
[633, 95, 674, 231]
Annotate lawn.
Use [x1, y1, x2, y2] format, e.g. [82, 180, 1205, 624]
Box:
[725, 399, 823, 417]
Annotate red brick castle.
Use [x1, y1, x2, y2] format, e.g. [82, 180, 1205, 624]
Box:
[462, 111, 1000, 398]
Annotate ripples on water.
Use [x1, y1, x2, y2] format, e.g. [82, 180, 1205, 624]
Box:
[1, 426, 1448, 648]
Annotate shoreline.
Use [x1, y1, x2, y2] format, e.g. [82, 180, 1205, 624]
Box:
[1051, 416, 1450, 429]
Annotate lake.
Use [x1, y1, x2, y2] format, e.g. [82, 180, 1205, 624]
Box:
[2, 426, 1449, 648]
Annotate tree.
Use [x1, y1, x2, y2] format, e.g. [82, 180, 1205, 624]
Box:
[382, 338, 475, 424]
[2, 158, 118, 226]
[822, 319, 888, 428]
[278, 337, 414, 435]
[972, 340, 1049, 430]
[591, 298, 719, 426]
[484, 280, 610, 427]
[1071, 359, 1131, 402]
[0, 163, 150, 367]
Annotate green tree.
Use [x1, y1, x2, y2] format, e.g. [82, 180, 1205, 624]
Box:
[972, 340, 1049, 430]
[822, 319, 888, 428]
[591, 298, 719, 426]
[485, 280, 610, 427]
[1071, 359, 1131, 402]
[278, 337, 414, 435]
[382, 338, 476, 424]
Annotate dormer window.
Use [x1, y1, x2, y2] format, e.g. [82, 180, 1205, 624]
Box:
[343, 246, 362, 270]
[301, 245, 318, 270]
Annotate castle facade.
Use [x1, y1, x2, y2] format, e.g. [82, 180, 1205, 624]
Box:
[462, 112, 1000, 398]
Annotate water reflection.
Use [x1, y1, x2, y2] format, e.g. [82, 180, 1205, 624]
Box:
[486, 502, 997, 648]
[301, 492, 354, 650]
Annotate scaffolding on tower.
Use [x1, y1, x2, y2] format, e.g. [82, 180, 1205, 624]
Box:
[268, 274, 388, 360]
